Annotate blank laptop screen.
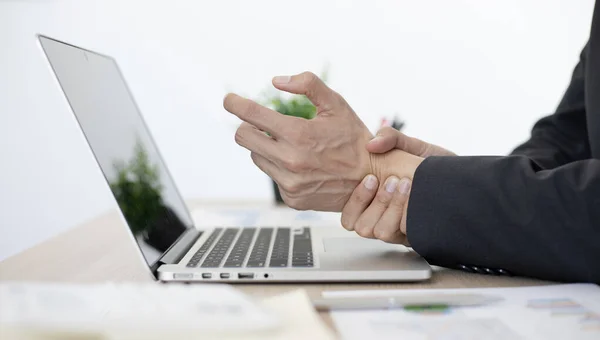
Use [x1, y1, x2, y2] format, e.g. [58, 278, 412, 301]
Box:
[39, 36, 194, 268]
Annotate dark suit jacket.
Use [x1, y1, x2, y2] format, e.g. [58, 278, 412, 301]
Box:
[407, 1, 600, 283]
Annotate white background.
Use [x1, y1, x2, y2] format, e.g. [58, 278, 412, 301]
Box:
[0, 0, 595, 261]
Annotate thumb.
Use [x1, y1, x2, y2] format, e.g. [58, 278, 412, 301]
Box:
[366, 127, 402, 154]
[368, 127, 430, 156]
[272, 72, 337, 111]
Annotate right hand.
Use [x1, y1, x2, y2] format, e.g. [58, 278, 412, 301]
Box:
[367, 127, 456, 157]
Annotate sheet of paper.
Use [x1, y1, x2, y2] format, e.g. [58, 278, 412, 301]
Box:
[0, 288, 334, 340]
[192, 206, 341, 228]
[324, 284, 600, 340]
[0, 282, 278, 338]
[218, 289, 336, 340]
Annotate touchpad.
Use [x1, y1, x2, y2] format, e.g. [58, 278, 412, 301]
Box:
[323, 237, 406, 253]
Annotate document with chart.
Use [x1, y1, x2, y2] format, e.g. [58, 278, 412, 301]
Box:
[324, 284, 600, 340]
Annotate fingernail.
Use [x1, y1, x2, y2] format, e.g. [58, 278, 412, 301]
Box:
[385, 177, 399, 193]
[399, 178, 412, 195]
[273, 75, 291, 84]
[363, 175, 378, 190]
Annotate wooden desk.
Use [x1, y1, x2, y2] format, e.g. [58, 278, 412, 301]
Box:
[0, 200, 551, 330]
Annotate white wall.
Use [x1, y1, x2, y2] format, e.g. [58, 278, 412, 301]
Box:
[0, 0, 595, 261]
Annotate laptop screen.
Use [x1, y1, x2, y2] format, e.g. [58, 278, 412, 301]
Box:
[39, 36, 194, 268]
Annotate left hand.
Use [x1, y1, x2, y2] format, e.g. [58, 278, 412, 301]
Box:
[341, 174, 412, 244]
[224, 72, 422, 211]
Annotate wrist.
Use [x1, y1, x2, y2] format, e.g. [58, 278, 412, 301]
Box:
[369, 149, 423, 182]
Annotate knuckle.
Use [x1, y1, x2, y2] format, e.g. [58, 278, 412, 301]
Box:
[373, 227, 394, 242]
[301, 71, 318, 85]
[281, 157, 298, 172]
[301, 72, 320, 99]
[340, 215, 351, 230]
[374, 190, 392, 206]
[281, 156, 308, 173]
[287, 183, 301, 195]
[355, 227, 372, 238]
[279, 179, 301, 195]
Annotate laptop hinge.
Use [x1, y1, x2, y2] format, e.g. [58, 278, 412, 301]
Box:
[158, 229, 202, 265]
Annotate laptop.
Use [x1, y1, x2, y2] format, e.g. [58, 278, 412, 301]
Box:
[38, 35, 431, 283]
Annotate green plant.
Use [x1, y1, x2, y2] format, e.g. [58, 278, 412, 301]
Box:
[109, 141, 164, 234]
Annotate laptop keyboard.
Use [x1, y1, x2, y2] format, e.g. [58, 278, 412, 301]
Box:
[186, 227, 314, 268]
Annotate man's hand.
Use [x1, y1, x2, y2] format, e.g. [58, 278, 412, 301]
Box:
[368, 127, 455, 157]
[339, 128, 454, 244]
[223, 72, 422, 211]
[341, 174, 412, 245]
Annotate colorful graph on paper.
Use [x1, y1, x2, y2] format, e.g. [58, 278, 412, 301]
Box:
[327, 284, 600, 340]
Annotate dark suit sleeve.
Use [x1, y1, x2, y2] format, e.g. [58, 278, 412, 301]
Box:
[407, 156, 600, 283]
[406, 44, 600, 283]
[510, 44, 590, 168]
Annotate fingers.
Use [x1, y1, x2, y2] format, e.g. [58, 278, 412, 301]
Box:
[373, 178, 412, 244]
[272, 72, 338, 111]
[341, 175, 379, 231]
[235, 122, 285, 160]
[353, 176, 400, 239]
[224, 93, 289, 138]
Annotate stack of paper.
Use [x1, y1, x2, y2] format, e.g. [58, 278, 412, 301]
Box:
[324, 284, 600, 340]
[0, 283, 334, 340]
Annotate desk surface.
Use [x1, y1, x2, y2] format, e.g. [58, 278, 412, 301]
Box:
[0, 200, 551, 330]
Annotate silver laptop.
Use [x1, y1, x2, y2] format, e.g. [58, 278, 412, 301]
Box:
[38, 35, 431, 283]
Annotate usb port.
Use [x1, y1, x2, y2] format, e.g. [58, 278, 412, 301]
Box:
[201, 273, 212, 279]
[238, 273, 255, 279]
[220, 273, 230, 279]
